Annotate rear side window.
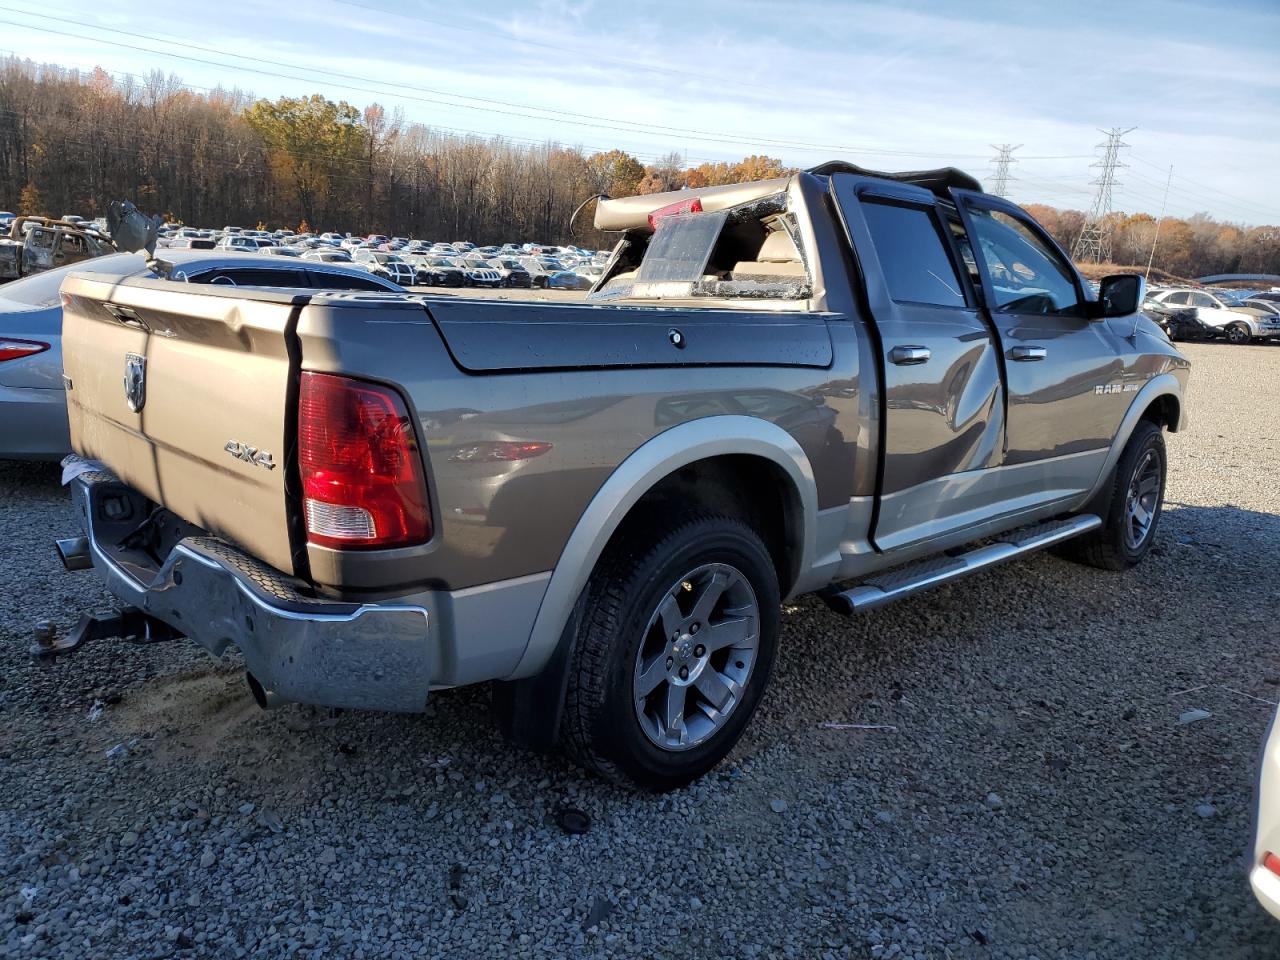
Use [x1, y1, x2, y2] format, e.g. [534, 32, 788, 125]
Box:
[1163, 291, 1189, 305]
[861, 201, 966, 308]
[310, 272, 392, 292]
[191, 268, 308, 287]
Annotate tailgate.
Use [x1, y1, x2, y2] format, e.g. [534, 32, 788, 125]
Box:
[61, 275, 309, 574]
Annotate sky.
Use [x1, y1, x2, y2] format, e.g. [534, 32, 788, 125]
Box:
[1, 0, 1278, 223]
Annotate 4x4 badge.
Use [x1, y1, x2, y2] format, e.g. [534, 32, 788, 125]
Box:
[123, 353, 146, 413]
[224, 440, 276, 470]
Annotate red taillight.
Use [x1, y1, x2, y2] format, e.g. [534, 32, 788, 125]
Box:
[1265, 852, 1280, 876]
[298, 372, 431, 550]
[648, 197, 703, 232]
[0, 339, 50, 363]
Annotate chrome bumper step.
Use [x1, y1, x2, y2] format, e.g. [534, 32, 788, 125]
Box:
[823, 514, 1102, 616]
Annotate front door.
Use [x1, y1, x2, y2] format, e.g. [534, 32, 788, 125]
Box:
[830, 174, 1005, 551]
[951, 191, 1126, 489]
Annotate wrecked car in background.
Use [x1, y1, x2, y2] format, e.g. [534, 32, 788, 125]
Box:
[0, 216, 115, 282]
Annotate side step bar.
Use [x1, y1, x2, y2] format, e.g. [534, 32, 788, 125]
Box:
[823, 514, 1102, 616]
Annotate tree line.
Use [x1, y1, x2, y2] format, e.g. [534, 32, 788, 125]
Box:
[1, 57, 1276, 278]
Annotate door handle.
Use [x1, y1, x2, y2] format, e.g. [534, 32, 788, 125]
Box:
[889, 345, 931, 365]
[1010, 345, 1047, 361]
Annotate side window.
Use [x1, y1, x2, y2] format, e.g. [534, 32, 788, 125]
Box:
[860, 200, 966, 308]
[1188, 293, 1215, 309]
[964, 207, 1082, 317]
[310, 271, 390, 292]
[1163, 291, 1189, 305]
[191, 268, 308, 287]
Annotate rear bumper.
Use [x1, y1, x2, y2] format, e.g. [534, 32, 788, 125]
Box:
[71, 471, 433, 711]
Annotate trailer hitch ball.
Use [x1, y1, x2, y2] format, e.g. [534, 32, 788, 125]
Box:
[33, 620, 58, 652]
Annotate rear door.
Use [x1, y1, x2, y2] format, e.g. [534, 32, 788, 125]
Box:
[60, 276, 307, 573]
[829, 174, 1005, 551]
[952, 190, 1125, 481]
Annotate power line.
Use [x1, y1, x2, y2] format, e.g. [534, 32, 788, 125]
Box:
[0, 9, 1012, 163]
[1130, 152, 1280, 219]
[1072, 126, 1135, 263]
[987, 143, 1021, 198]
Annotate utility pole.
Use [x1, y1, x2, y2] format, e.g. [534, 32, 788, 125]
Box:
[1072, 126, 1136, 263]
[988, 144, 1021, 198]
[1145, 165, 1173, 280]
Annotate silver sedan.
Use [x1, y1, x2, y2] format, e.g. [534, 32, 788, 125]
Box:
[0, 251, 406, 460]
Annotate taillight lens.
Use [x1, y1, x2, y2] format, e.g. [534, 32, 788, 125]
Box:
[298, 372, 431, 550]
[648, 197, 703, 231]
[0, 339, 50, 363]
[1265, 852, 1280, 876]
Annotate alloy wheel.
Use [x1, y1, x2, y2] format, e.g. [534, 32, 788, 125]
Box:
[1123, 449, 1162, 549]
[632, 563, 760, 752]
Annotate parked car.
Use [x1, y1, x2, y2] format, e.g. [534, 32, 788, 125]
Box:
[1142, 297, 1215, 341]
[169, 237, 217, 250]
[51, 162, 1187, 790]
[216, 235, 260, 253]
[301, 249, 354, 264]
[0, 252, 405, 460]
[1, 216, 117, 281]
[403, 255, 466, 287]
[1253, 703, 1280, 920]
[545, 269, 592, 291]
[1146, 288, 1280, 343]
[352, 249, 416, 286]
[487, 258, 534, 288]
[450, 258, 502, 287]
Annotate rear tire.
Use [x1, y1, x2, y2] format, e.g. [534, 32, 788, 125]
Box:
[1059, 421, 1166, 571]
[562, 515, 780, 790]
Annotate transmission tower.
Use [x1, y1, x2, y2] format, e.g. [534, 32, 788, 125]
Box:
[1072, 127, 1135, 263]
[988, 143, 1021, 198]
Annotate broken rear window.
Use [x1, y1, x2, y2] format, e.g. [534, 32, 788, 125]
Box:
[591, 194, 811, 304]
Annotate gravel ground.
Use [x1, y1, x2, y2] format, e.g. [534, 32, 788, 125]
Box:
[1, 340, 1278, 959]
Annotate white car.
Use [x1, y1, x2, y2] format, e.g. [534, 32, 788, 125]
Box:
[215, 235, 260, 253]
[1147, 289, 1280, 344]
[1253, 705, 1280, 920]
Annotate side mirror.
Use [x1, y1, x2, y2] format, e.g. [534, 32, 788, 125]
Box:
[1091, 274, 1146, 319]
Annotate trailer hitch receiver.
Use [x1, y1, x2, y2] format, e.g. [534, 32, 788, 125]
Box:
[30, 608, 182, 661]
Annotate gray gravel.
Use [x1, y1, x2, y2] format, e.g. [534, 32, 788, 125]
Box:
[2, 340, 1279, 959]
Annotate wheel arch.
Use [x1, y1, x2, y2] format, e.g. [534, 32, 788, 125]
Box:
[1079, 372, 1184, 507]
[508, 415, 819, 683]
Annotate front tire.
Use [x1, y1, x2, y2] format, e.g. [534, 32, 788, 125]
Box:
[1226, 324, 1251, 344]
[562, 515, 780, 790]
[1061, 421, 1166, 571]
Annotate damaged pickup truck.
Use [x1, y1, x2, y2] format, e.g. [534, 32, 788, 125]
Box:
[49, 162, 1189, 788]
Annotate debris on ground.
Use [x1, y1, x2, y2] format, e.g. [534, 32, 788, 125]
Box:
[1177, 708, 1212, 725]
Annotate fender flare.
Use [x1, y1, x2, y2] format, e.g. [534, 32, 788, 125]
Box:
[1081, 372, 1184, 504]
[507, 415, 820, 680]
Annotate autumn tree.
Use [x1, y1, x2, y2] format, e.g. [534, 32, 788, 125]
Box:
[244, 94, 368, 228]
[586, 149, 645, 197]
[18, 181, 41, 215]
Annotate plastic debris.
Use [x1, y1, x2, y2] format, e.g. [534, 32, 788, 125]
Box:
[1178, 708, 1212, 725]
[104, 737, 140, 759]
[818, 722, 897, 731]
[86, 700, 104, 722]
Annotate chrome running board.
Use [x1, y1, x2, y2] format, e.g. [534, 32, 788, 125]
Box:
[823, 514, 1102, 616]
